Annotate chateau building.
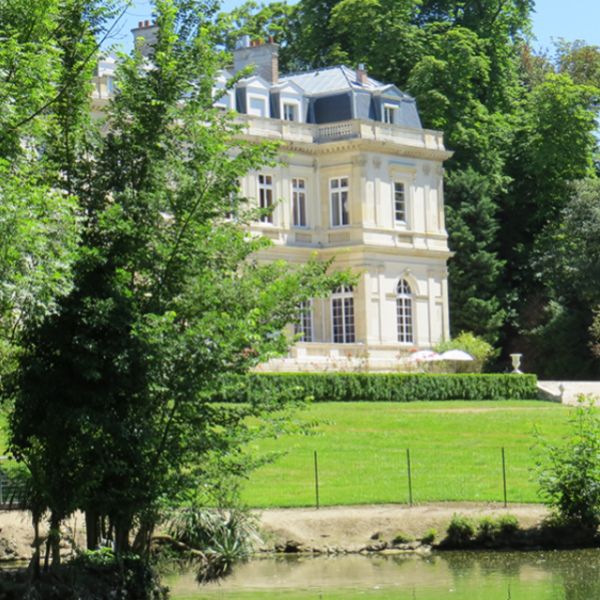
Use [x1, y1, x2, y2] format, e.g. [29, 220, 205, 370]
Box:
[92, 25, 453, 371]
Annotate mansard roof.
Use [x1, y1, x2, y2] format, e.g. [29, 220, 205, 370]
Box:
[279, 65, 408, 98]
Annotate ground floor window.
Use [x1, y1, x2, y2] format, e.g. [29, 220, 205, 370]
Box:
[332, 285, 355, 343]
[295, 300, 313, 342]
[397, 279, 413, 343]
[258, 174, 274, 223]
[292, 178, 307, 227]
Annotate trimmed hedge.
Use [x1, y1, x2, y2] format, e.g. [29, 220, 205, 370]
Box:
[216, 372, 539, 403]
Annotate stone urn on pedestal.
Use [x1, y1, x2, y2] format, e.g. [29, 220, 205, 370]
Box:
[510, 353, 523, 374]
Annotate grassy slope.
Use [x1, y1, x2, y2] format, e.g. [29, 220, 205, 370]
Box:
[241, 400, 573, 507]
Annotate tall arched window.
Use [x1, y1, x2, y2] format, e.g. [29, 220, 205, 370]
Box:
[397, 280, 413, 343]
[332, 285, 355, 343]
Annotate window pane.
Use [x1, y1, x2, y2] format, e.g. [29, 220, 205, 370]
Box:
[397, 280, 414, 343]
[332, 287, 355, 344]
[341, 191, 349, 225]
[331, 192, 340, 226]
[299, 192, 306, 226]
[395, 182, 406, 222]
[293, 191, 299, 226]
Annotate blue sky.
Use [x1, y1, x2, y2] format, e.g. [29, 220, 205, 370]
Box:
[108, 0, 600, 52]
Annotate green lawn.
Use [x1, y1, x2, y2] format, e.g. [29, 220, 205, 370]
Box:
[241, 400, 574, 507]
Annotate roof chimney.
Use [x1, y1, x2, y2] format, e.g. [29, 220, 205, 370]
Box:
[232, 36, 280, 84]
[357, 63, 368, 86]
[131, 21, 159, 57]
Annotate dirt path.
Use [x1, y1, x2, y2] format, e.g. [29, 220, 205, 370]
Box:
[0, 503, 550, 560]
[255, 502, 549, 552]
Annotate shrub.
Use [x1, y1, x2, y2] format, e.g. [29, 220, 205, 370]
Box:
[497, 514, 519, 535]
[445, 514, 475, 546]
[392, 532, 414, 544]
[421, 528, 437, 544]
[215, 372, 539, 403]
[435, 332, 495, 373]
[535, 398, 600, 528]
[476, 516, 500, 541]
[167, 506, 261, 582]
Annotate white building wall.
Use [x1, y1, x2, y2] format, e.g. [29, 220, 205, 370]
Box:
[239, 138, 452, 371]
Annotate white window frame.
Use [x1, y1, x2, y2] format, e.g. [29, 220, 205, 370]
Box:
[383, 104, 397, 125]
[397, 279, 414, 344]
[332, 285, 355, 344]
[258, 174, 274, 223]
[394, 181, 407, 223]
[330, 177, 350, 228]
[248, 94, 268, 117]
[295, 300, 314, 342]
[292, 178, 308, 228]
[282, 101, 300, 122]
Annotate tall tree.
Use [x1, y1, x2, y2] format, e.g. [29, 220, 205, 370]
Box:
[444, 169, 505, 343]
[6, 0, 350, 568]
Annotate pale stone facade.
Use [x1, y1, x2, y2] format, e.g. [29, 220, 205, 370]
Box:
[92, 26, 454, 372]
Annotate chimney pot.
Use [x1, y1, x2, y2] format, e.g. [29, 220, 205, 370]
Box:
[138, 21, 143, 28]
[357, 65, 368, 85]
[145, 20, 150, 27]
[268, 36, 274, 43]
[233, 36, 280, 84]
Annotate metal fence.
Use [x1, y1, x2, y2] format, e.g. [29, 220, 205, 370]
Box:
[241, 446, 539, 508]
[0, 457, 22, 506]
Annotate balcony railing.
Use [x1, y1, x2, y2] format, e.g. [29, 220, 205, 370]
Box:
[235, 116, 447, 152]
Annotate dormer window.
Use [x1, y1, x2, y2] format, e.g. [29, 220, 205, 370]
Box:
[283, 103, 297, 122]
[383, 104, 397, 125]
[249, 96, 267, 117]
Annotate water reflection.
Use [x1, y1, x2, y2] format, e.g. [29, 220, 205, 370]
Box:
[169, 549, 600, 599]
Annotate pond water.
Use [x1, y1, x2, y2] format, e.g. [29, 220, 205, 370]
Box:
[168, 550, 600, 600]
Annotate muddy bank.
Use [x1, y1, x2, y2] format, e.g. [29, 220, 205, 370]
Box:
[255, 502, 549, 553]
[0, 503, 551, 561]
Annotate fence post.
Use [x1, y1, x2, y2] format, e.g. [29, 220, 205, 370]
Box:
[314, 451, 320, 510]
[407, 449, 413, 506]
[502, 447, 507, 508]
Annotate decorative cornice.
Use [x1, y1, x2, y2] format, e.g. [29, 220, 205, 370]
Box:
[351, 154, 368, 167]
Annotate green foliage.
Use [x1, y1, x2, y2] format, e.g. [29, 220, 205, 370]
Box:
[522, 300, 597, 380]
[444, 170, 505, 344]
[535, 398, 600, 528]
[476, 515, 500, 541]
[523, 178, 600, 379]
[216, 372, 538, 403]
[475, 514, 519, 541]
[168, 506, 260, 582]
[69, 549, 167, 600]
[497, 513, 519, 535]
[392, 532, 414, 544]
[421, 528, 437, 544]
[5, 0, 352, 566]
[445, 514, 475, 546]
[435, 332, 496, 373]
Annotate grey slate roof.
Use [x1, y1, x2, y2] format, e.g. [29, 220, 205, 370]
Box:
[280, 65, 407, 97]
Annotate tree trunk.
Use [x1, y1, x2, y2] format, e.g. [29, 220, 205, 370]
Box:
[49, 512, 61, 568]
[114, 521, 131, 555]
[132, 519, 155, 559]
[86, 510, 100, 550]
